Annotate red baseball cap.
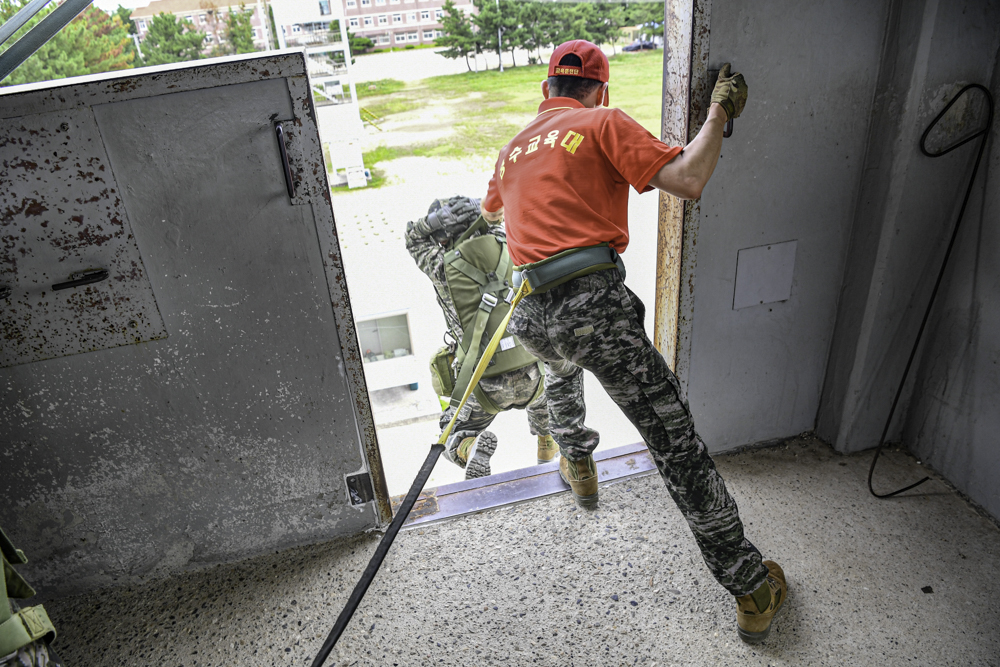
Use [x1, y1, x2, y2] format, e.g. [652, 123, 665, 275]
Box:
[548, 40, 609, 83]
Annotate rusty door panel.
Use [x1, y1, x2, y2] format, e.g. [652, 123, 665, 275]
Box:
[0, 108, 167, 367]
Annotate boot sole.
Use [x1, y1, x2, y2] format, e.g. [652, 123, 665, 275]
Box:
[737, 624, 771, 644]
[464, 432, 497, 479]
[537, 453, 559, 465]
[559, 469, 599, 509]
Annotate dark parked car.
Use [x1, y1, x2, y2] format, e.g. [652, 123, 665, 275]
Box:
[623, 40, 656, 52]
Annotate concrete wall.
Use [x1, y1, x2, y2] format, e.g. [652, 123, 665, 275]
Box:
[817, 0, 1000, 459]
[902, 51, 1000, 520]
[684, 0, 891, 448]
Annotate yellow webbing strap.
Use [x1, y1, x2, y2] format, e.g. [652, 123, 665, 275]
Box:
[0, 606, 56, 657]
[437, 281, 531, 446]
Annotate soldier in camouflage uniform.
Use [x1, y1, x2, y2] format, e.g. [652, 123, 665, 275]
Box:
[405, 196, 559, 479]
[483, 41, 787, 643]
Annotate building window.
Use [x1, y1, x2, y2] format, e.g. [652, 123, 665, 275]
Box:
[435, 9, 442, 18]
[392, 12, 401, 22]
[406, 31, 417, 41]
[137, 19, 145, 29]
[346, 0, 356, 6]
[378, 14, 387, 24]
[422, 29, 433, 39]
[394, 32, 405, 42]
[363, 16, 372, 26]
[204, 33, 213, 43]
[357, 314, 412, 363]
[407, 11, 415, 21]
[376, 0, 386, 4]
[251, 27, 258, 37]
[318, 0, 331, 15]
[390, 0, 400, 4]
[377, 34, 390, 44]
[420, 10, 429, 20]
[292, 24, 301, 33]
[361, 0, 370, 5]
[349, 17, 359, 27]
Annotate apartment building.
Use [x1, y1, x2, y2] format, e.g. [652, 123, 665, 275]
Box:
[131, 0, 271, 54]
[343, 0, 473, 48]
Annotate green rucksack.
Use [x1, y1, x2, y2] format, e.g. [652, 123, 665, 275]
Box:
[442, 216, 543, 414]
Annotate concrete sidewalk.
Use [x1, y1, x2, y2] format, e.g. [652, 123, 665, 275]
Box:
[41, 435, 1000, 666]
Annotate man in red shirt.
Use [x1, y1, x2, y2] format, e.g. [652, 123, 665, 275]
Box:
[482, 40, 786, 644]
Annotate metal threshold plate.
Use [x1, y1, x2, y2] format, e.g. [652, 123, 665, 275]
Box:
[394, 441, 656, 528]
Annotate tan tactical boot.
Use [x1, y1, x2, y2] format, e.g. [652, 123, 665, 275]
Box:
[459, 431, 498, 480]
[559, 454, 598, 509]
[537, 435, 559, 464]
[735, 560, 787, 643]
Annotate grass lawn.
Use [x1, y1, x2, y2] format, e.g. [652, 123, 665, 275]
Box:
[339, 50, 664, 190]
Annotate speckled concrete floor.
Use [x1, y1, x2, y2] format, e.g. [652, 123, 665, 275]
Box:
[43, 436, 1000, 666]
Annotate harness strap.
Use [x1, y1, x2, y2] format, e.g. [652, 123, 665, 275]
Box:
[450, 293, 496, 411]
[0, 606, 56, 657]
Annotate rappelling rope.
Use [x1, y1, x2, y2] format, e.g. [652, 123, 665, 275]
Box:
[310, 281, 531, 667]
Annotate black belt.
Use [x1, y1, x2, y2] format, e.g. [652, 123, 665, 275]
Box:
[513, 244, 626, 294]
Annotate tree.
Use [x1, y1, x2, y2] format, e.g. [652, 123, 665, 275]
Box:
[141, 12, 205, 66]
[348, 29, 373, 53]
[627, 2, 665, 39]
[597, 1, 627, 55]
[223, 3, 256, 54]
[435, 0, 477, 71]
[518, 1, 554, 63]
[114, 4, 137, 34]
[0, 2, 135, 87]
[470, 0, 520, 69]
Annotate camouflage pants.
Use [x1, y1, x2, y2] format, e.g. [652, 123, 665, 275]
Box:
[1, 641, 55, 667]
[507, 269, 768, 596]
[440, 362, 549, 467]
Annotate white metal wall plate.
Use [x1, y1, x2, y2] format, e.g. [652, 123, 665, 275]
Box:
[0, 108, 167, 367]
[733, 240, 798, 310]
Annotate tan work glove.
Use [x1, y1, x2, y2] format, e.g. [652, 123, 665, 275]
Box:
[710, 63, 748, 120]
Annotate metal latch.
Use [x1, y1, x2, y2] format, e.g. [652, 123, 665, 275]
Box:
[346, 472, 375, 506]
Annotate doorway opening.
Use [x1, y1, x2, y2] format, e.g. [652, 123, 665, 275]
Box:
[322, 24, 671, 514]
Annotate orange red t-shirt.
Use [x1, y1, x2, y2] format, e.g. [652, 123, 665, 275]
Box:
[484, 97, 682, 266]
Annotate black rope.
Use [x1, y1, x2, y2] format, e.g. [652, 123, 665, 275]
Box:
[311, 443, 444, 667]
[868, 83, 994, 498]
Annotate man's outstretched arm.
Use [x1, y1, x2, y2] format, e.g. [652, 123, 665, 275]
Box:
[648, 103, 728, 200]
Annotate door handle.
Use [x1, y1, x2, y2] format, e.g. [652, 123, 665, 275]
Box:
[274, 121, 296, 200]
[52, 268, 109, 291]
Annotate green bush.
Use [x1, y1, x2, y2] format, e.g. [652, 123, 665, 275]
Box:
[404, 44, 415, 50]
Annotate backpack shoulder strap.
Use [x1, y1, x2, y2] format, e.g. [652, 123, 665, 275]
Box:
[449, 291, 498, 411]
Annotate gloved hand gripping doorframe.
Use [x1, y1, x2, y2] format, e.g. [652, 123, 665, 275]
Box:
[310, 282, 531, 667]
[867, 83, 994, 499]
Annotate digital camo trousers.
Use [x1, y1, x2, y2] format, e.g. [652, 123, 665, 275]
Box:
[507, 269, 768, 596]
[440, 362, 549, 467]
[1, 640, 54, 667]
